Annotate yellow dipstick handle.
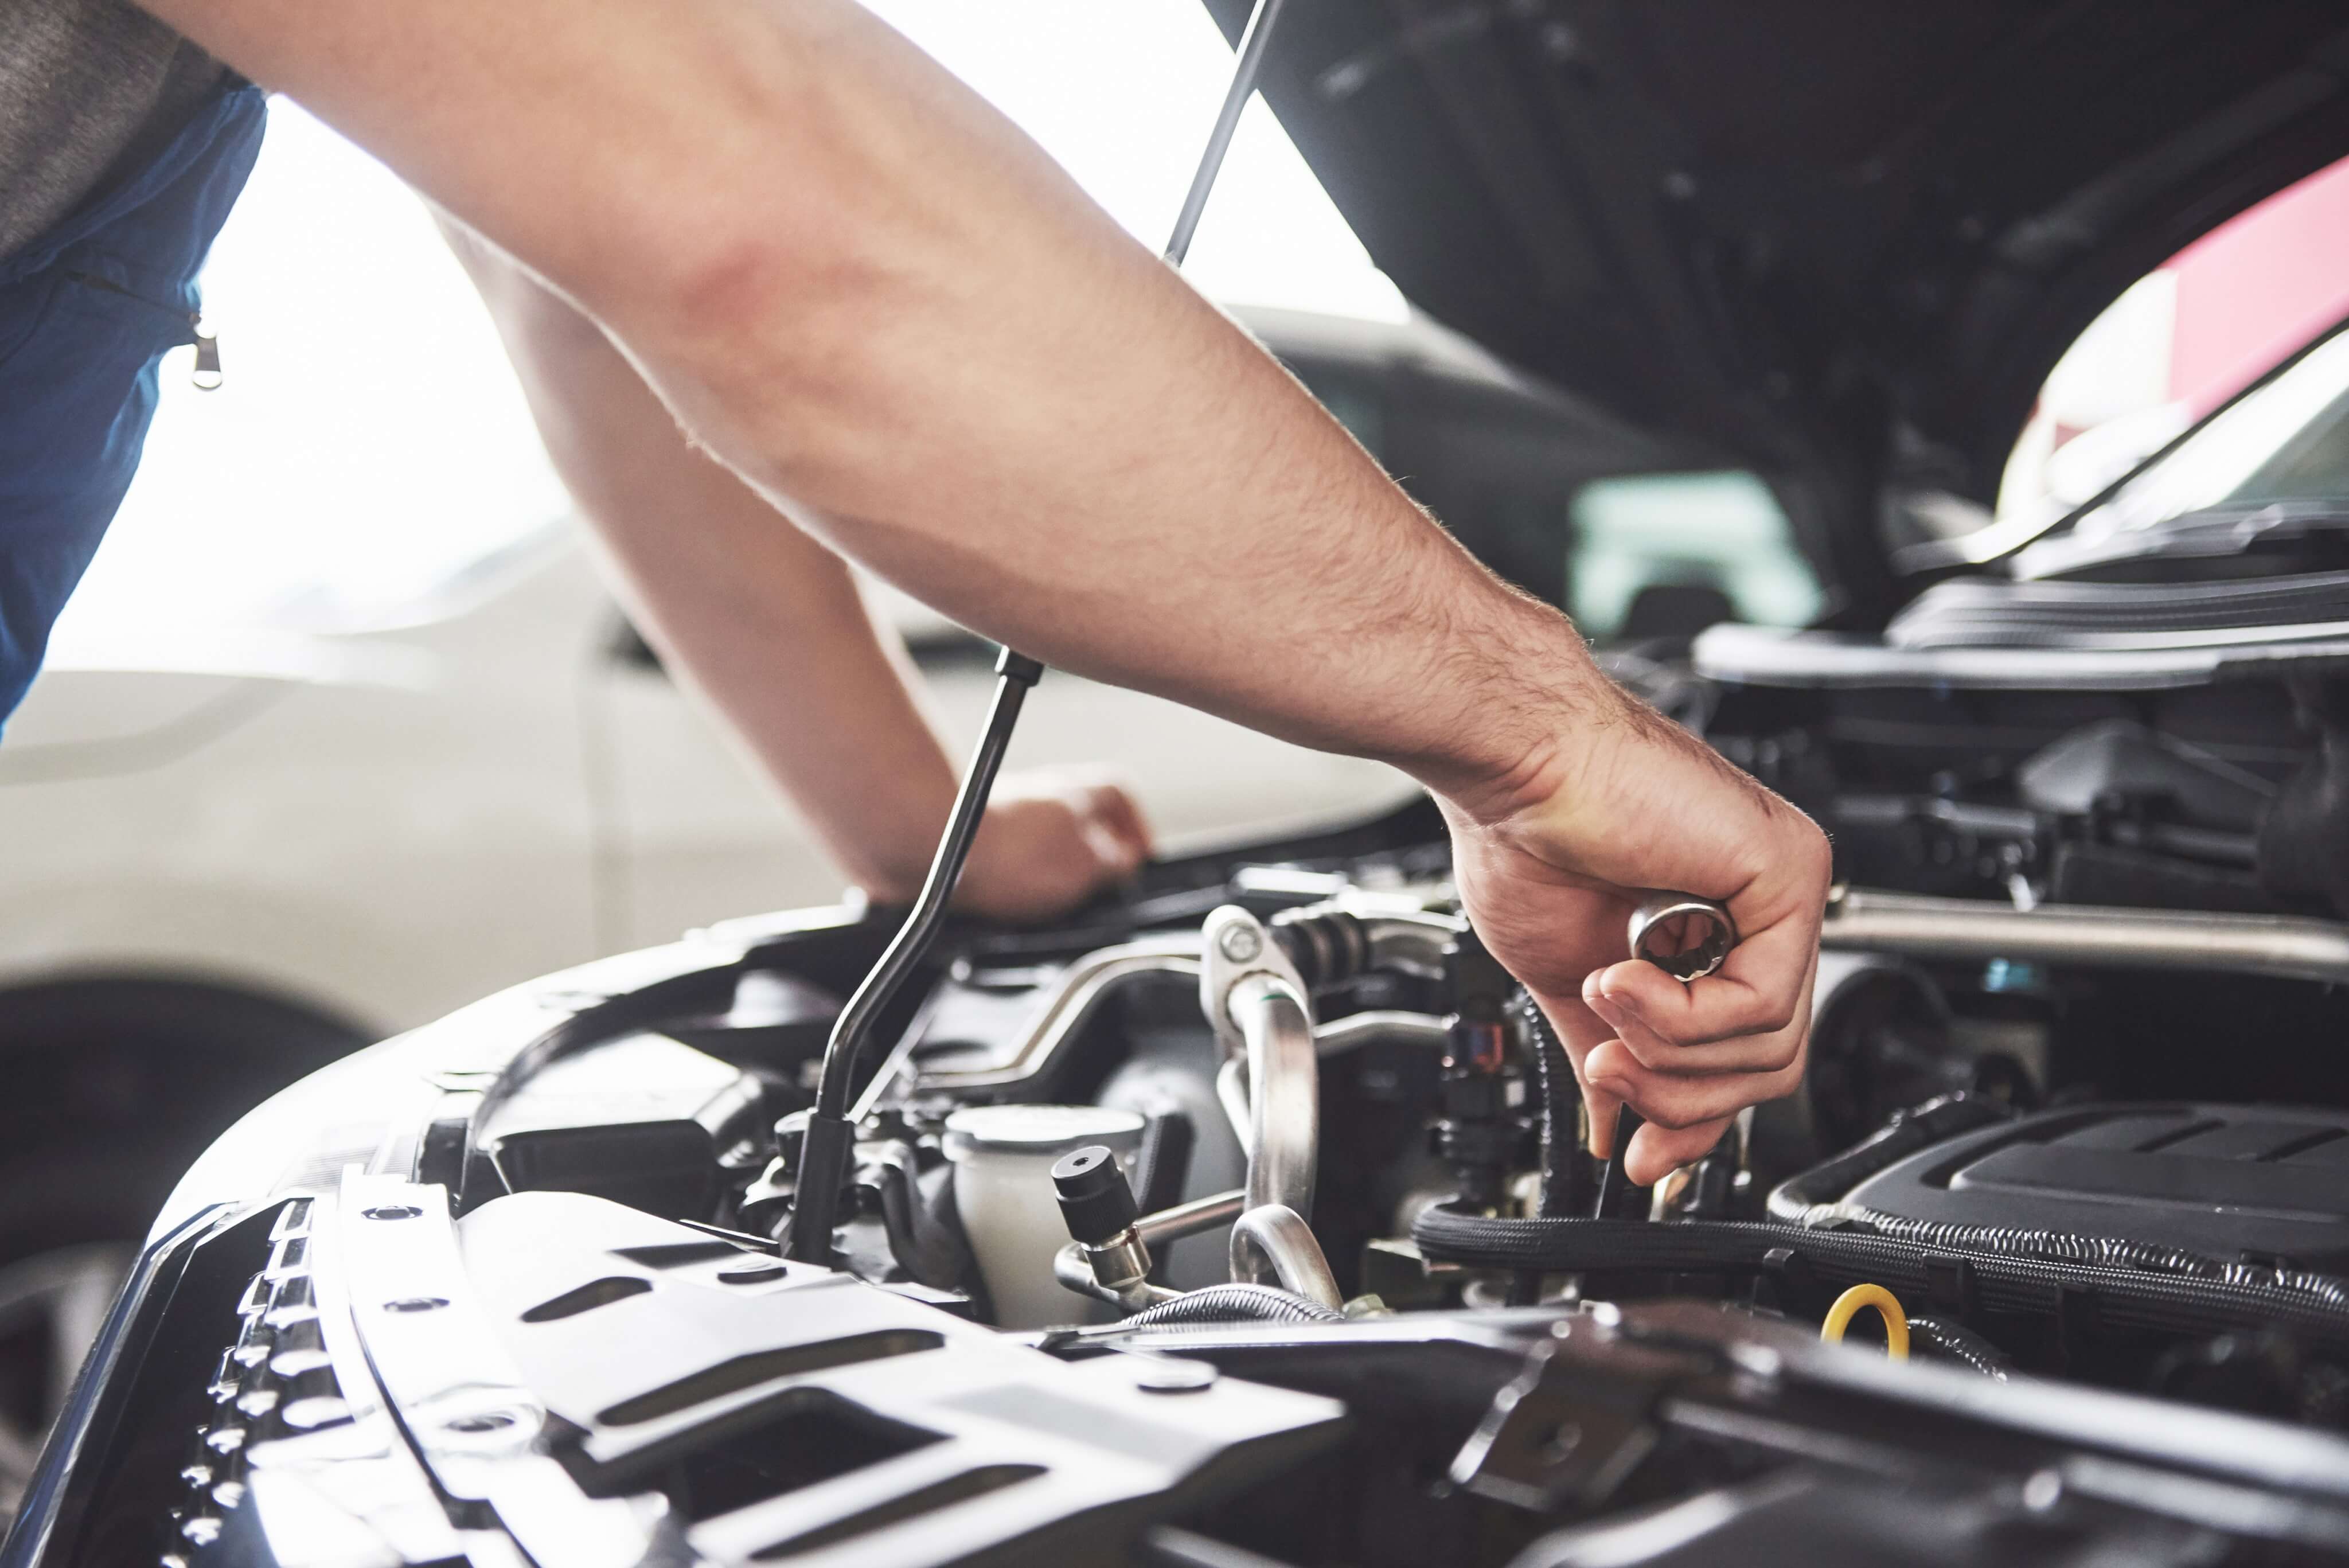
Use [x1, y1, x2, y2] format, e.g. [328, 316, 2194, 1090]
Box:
[1820, 1283, 1910, 1361]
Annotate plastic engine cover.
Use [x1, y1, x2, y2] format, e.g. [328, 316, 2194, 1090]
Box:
[1841, 1103, 2349, 1271]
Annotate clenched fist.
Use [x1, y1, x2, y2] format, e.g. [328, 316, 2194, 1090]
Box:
[953, 767, 1154, 923]
[1441, 683, 1829, 1187]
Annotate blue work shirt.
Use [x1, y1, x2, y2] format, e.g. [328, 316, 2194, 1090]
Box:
[0, 80, 266, 734]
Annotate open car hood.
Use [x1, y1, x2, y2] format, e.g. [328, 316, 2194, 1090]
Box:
[1205, 0, 2349, 621]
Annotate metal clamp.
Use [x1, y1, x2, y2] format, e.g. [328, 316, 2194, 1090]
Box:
[1053, 1230, 1174, 1315]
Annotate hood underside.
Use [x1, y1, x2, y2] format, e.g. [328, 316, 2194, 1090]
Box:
[1205, 0, 2349, 620]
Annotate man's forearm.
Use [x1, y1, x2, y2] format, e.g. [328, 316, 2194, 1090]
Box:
[143, 0, 1603, 808]
[449, 232, 966, 903]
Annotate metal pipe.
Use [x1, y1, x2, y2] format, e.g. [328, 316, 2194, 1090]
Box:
[1215, 1057, 1252, 1157]
[865, 937, 1202, 1111]
[1228, 1203, 1341, 1309]
[1232, 975, 1317, 1220]
[1053, 1188, 1246, 1314]
[893, 948, 1437, 1108]
[1313, 1009, 1449, 1055]
[1823, 887, 2349, 985]
[1136, 1188, 1247, 1250]
[1353, 911, 1464, 981]
[1054, 1238, 1176, 1313]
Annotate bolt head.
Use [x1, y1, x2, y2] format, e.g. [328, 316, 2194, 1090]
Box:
[444, 1411, 517, 1435]
[718, 1262, 789, 1285]
[1132, 1356, 1218, 1394]
[1216, 923, 1263, 962]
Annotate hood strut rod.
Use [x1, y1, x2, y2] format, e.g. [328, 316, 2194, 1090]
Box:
[786, 0, 1295, 1263]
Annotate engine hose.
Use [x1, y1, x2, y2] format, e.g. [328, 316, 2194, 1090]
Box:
[1806, 1203, 2349, 1308]
[1765, 1091, 2014, 1223]
[1906, 1315, 2012, 1380]
[1515, 988, 1585, 1219]
[1766, 1095, 2349, 1309]
[1408, 1202, 2349, 1348]
[1121, 1284, 1345, 1328]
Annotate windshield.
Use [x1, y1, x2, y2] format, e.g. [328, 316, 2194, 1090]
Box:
[2075, 325, 2349, 532]
[2009, 325, 2349, 578]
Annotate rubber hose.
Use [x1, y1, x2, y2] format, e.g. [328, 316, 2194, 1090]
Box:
[1906, 1315, 2012, 1380]
[1515, 988, 1584, 1219]
[1813, 1203, 2349, 1307]
[1122, 1284, 1345, 1327]
[1407, 1202, 2349, 1347]
[1765, 1091, 2014, 1224]
[1761, 1093, 2349, 1309]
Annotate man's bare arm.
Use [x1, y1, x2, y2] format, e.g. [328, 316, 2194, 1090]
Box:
[444, 228, 1150, 920]
[141, 0, 1571, 796]
[141, 0, 1831, 1181]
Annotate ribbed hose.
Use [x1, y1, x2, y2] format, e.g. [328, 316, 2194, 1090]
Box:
[1408, 1202, 2349, 1347]
[1907, 1315, 2013, 1380]
[1515, 988, 1584, 1219]
[1812, 1204, 2349, 1307]
[1766, 1094, 2349, 1309]
[1121, 1284, 1345, 1328]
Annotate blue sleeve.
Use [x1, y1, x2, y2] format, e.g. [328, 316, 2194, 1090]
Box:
[0, 80, 266, 732]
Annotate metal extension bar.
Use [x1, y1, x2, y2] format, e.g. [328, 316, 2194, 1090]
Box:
[1823, 887, 2349, 985]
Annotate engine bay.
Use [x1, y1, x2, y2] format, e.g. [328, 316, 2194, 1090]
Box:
[48, 534, 2349, 1566]
[72, 719, 2349, 1568]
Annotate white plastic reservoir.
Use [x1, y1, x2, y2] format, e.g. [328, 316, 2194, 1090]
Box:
[943, 1103, 1146, 1329]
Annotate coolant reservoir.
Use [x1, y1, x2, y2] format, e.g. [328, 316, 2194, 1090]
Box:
[944, 1104, 1145, 1328]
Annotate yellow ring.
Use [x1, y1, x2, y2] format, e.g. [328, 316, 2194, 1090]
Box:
[1820, 1283, 1909, 1361]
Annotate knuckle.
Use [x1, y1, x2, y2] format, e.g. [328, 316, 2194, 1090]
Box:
[1691, 1012, 1767, 1048]
[1618, 1039, 1670, 1070]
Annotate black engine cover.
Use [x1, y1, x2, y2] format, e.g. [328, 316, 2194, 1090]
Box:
[1843, 1103, 2349, 1272]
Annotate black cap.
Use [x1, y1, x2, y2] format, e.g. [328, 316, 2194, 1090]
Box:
[1051, 1144, 1138, 1245]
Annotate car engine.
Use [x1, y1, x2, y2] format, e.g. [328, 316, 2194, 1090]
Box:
[30, 606, 2349, 1568]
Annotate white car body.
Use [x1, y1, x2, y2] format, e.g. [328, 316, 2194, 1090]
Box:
[0, 532, 1410, 1040]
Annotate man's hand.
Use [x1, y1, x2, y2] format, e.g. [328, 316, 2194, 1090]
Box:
[1444, 682, 1830, 1188]
[953, 770, 1153, 923]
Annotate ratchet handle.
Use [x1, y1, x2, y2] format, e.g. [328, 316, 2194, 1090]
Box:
[1626, 893, 1738, 982]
